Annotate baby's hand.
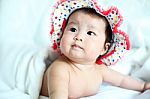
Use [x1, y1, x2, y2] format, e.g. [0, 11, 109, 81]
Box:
[143, 82, 150, 91]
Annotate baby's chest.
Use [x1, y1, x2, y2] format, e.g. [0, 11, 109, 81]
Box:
[68, 72, 102, 98]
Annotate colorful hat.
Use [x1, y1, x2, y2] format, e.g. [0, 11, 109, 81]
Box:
[50, 0, 130, 66]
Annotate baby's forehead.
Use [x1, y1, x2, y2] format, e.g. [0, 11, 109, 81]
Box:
[68, 9, 106, 23]
[67, 11, 106, 28]
[69, 9, 104, 19]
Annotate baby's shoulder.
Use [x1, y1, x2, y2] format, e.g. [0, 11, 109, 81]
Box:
[45, 56, 70, 81]
[46, 56, 70, 78]
[49, 56, 70, 71]
[95, 64, 109, 73]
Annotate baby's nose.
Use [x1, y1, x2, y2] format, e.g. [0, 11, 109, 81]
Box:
[74, 33, 83, 42]
[74, 36, 83, 42]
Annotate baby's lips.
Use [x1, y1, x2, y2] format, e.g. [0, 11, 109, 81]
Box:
[72, 44, 83, 49]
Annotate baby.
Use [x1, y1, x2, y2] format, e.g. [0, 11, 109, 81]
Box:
[40, 0, 150, 99]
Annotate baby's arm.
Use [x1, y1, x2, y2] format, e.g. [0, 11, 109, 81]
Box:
[47, 61, 69, 99]
[101, 66, 150, 92]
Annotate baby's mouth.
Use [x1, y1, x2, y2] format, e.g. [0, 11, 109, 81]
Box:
[71, 44, 83, 50]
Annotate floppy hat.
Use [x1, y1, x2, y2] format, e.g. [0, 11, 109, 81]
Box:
[50, 0, 130, 66]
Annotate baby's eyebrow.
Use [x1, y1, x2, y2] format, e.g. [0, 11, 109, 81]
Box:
[87, 24, 95, 29]
[67, 20, 78, 26]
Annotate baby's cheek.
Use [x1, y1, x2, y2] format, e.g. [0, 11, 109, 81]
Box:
[88, 51, 100, 60]
[60, 39, 65, 50]
[60, 38, 69, 52]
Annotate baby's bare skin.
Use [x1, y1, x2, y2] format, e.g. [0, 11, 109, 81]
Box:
[40, 8, 150, 99]
[41, 55, 149, 99]
[41, 55, 103, 98]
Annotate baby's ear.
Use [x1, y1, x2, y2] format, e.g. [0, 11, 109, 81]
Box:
[100, 43, 110, 55]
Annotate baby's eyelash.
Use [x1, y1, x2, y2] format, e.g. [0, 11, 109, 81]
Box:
[87, 31, 96, 36]
[70, 27, 77, 32]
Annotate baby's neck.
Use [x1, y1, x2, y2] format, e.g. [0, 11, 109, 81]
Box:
[62, 55, 97, 71]
[71, 62, 96, 71]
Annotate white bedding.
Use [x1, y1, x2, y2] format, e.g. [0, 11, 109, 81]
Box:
[0, 0, 150, 99]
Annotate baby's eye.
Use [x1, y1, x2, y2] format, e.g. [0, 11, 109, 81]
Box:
[87, 31, 96, 36]
[70, 28, 77, 32]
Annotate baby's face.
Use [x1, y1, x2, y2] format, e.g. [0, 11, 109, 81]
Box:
[60, 11, 107, 64]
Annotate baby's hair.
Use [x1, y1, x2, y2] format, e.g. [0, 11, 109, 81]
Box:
[63, 7, 114, 57]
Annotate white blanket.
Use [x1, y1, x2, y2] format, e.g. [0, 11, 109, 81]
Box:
[0, 0, 150, 99]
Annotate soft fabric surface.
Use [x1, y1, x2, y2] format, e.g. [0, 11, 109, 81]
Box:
[0, 0, 150, 99]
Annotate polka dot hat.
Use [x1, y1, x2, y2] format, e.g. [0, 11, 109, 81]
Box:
[50, 0, 130, 66]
